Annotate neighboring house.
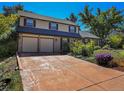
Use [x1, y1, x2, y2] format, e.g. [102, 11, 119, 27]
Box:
[79, 31, 99, 44]
[17, 11, 80, 54]
[109, 30, 124, 36]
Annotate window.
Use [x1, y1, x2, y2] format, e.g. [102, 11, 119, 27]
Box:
[69, 26, 76, 33]
[49, 22, 58, 30]
[25, 18, 35, 27]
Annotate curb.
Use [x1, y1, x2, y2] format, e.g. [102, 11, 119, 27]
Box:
[16, 52, 23, 70]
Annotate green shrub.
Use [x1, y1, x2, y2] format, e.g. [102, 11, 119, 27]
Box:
[70, 41, 83, 56]
[94, 46, 101, 50]
[0, 40, 17, 58]
[82, 40, 95, 56]
[70, 40, 96, 57]
[62, 42, 70, 53]
[108, 34, 123, 49]
[122, 45, 124, 49]
[102, 45, 110, 49]
[81, 45, 88, 56]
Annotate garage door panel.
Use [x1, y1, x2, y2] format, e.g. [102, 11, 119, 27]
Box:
[39, 38, 53, 52]
[22, 37, 38, 52]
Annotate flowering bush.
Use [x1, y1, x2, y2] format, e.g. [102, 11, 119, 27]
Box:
[96, 53, 113, 66]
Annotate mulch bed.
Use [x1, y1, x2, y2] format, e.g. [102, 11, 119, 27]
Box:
[113, 67, 124, 72]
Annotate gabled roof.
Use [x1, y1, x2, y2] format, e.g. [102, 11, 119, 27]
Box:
[79, 31, 99, 39]
[110, 30, 124, 36]
[17, 26, 80, 38]
[18, 11, 78, 26]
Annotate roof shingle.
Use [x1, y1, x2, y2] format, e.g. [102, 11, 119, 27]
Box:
[79, 31, 99, 39]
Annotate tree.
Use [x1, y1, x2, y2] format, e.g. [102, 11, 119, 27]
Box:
[66, 13, 77, 23]
[79, 5, 124, 45]
[3, 4, 23, 16]
[0, 14, 18, 40]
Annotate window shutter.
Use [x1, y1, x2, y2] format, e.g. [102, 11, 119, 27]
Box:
[75, 26, 76, 32]
[24, 18, 26, 26]
[57, 24, 58, 30]
[49, 22, 51, 29]
[69, 26, 70, 32]
[33, 20, 36, 27]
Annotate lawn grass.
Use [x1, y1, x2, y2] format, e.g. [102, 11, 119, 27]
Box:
[0, 56, 23, 91]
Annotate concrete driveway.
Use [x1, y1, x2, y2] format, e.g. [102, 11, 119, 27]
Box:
[17, 55, 124, 91]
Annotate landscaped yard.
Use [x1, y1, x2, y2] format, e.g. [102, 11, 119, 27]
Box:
[74, 49, 124, 72]
[0, 56, 23, 91]
[95, 49, 124, 66]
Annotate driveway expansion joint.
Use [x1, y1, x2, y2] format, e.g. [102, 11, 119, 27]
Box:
[77, 74, 124, 91]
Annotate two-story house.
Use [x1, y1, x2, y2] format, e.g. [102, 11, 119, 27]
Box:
[17, 11, 80, 54]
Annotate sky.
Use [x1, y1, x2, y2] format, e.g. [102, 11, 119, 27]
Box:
[0, 2, 124, 19]
[0, 2, 124, 30]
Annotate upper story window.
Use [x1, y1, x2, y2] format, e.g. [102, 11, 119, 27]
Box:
[24, 18, 35, 27]
[69, 26, 76, 33]
[49, 22, 58, 30]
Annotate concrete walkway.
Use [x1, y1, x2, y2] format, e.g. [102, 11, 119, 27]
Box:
[17, 55, 124, 91]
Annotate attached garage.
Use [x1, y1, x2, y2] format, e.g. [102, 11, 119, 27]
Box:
[18, 34, 61, 53]
[17, 27, 81, 54]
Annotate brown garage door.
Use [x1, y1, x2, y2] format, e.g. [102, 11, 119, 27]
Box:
[22, 37, 38, 52]
[39, 38, 54, 53]
[22, 37, 54, 53]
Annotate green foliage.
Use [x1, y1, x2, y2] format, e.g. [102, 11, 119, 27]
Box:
[70, 40, 95, 56]
[108, 34, 123, 48]
[79, 5, 124, 40]
[0, 14, 18, 40]
[62, 42, 70, 53]
[70, 41, 83, 55]
[3, 4, 23, 16]
[102, 45, 110, 49]
[94, 46, 101, 50]
[82, 40, 95, 56]
[0, 57, 23, 90]
[94, 49, 124, 67]
[66, 13, 77, 23]
[122, 45, 124, 49]
[0, 40, 17, 58]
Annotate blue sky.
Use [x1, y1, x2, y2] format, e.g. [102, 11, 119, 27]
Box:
[0, 2, 124, 30]
[0, 2, 124, 19]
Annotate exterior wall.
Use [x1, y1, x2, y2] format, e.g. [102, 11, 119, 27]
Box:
[54, 37, 61, 52]
[36, 20, 49, 29]
[18, 35, 23, 52]
[58, 24, 68, 32]
[76, 27, 79, 33]
[19, 16, 79, 33]
[19, 17, 24, 26]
